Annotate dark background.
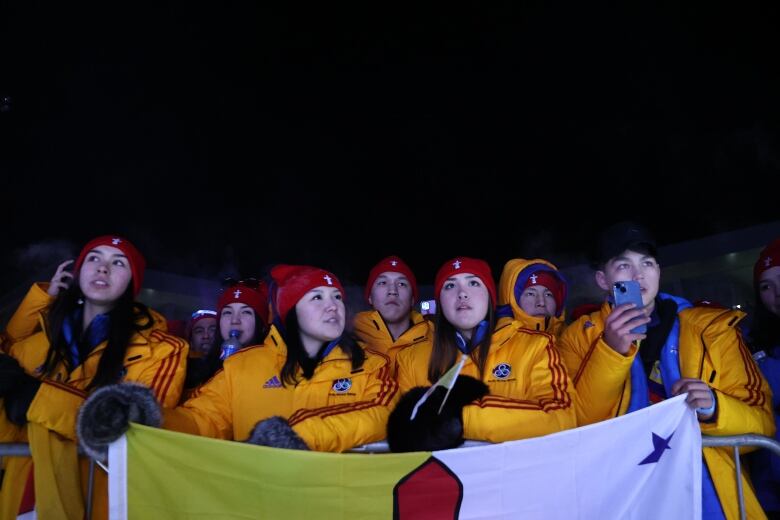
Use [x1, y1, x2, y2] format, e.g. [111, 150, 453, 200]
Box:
[1, 1, 779, 289]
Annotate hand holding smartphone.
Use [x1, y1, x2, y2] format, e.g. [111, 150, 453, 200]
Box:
[612, 280, 647, 334]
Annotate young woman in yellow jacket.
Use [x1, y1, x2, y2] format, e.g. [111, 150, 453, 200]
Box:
[389, 257, 575, 452]
[0, 235, 187, 520]
[77, 264, 399, 454]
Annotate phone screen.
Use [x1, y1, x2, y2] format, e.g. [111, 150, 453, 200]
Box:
[612, 281, 647, 334]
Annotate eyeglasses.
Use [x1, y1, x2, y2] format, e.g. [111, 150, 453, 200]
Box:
[191, 309, 217, 319]
[221, 277, 262, 289]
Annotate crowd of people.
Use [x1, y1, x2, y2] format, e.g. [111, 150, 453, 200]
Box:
[1, 223, 778, 519]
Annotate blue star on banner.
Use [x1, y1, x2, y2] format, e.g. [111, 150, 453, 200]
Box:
[638, 431, 675, 465]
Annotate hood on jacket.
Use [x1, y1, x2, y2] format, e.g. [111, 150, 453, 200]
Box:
[497, 259, 568, 331]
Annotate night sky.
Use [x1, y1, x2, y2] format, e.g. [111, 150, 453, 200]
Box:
[1, 2, 779, 290]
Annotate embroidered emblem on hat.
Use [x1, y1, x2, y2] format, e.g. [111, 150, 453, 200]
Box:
[332, 378, 352, 393]
[233, 289, 242, 298]
[391, 260, 398, 266]
[766, 257, 773, 267]
[529, 274, 538, 284]
[111, 238, 122, 245]
[492, 363, 511, 380]
[453, 259, 462, 269]
[262, 375, 282, 388]
[324, 274, 333, 285]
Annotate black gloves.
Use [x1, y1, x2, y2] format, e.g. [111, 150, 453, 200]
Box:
[0, 353, 42, 426]
[77, 382, 162, 460]
[387, 375, 489, 453]
[247, 416, 310, 450]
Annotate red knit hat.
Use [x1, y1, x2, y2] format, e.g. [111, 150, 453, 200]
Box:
[271, 265, 345, 326]
[364, 255, 418, 302]
[74, 235, 146, 297]
[523, 271, 565, 312]
[217, 282, 270, 326]
[434, 257, 496, 307]
[754, 238, 780, 285]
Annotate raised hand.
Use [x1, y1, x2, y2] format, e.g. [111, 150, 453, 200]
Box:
[603, 303, 650, 355]
[47, 259, 75, 297]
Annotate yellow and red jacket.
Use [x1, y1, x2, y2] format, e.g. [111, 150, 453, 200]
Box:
[353, 309, 433, 368]
[496, 258, 567, 337]
[395, 321, 576, 443]
[0, 283, 187, 520]
[163, 325, 399, 452]
[558, 301, 775, 520]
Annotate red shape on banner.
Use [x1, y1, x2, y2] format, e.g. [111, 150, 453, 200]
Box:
[393, 457, 463, 519]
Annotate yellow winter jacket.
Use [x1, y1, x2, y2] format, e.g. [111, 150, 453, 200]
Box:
[163, 325, 399, 452]
[0, 283, 187, 520]
[353, 309, 433, 368]
[395, 321, 576, 443]
[496, 258, 567, 337]
[558, 301, 775, 520]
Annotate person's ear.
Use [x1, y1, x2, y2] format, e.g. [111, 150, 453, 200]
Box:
[595, 270, 610, 292]
[367, 295, 373, 306]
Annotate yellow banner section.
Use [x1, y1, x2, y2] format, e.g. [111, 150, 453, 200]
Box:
[125, 424, 430, 519]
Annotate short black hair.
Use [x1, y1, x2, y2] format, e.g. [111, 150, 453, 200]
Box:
[588, 221, 658, 269]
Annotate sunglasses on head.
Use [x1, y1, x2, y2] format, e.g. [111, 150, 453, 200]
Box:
[221, 277, 262, 289]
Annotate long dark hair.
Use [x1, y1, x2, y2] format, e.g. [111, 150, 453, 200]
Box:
[280, 311, 365, 387]
[749, 285, 780, 353]
[428, 305, 495, 383]
[43, 279, 154, 390]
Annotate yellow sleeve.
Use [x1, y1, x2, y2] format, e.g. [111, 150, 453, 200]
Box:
[3, 283, 53, 347]
[558, 323, 636, 426]
[26, 332, 188, 440]
[163, 369, 234, 440]
[463, 338, 576, 443]
[556, 322, 587, 381]
[291, 363, 399, 452]
[700, 330, 775, 439]
[395, 346, 430, 394]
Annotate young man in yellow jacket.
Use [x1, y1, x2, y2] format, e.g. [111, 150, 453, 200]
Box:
[353, 256, 433, 367]
[557, 221, 774, 520]
[496, 257, 568, 337]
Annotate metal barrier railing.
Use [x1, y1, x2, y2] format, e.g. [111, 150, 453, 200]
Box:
[700, 434, 780, 520]
[3, 434, 780, 519]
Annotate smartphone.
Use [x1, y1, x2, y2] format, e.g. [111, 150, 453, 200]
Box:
[612, 280, 647, 334]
